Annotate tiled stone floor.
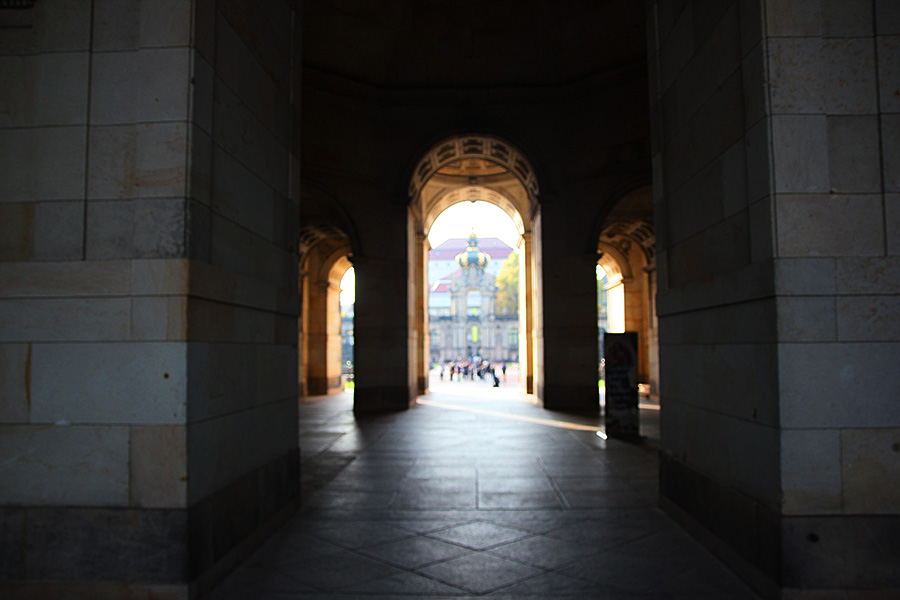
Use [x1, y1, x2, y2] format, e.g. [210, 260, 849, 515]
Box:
[207, 378, 760, 599]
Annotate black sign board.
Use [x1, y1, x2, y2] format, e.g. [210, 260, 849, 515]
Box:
[603, 331, 639, 439]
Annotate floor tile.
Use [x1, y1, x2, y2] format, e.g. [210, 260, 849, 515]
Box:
[340, 570, 469, 595]
[417, 552, 543, 594]
[208, 566, 318, 598]
[542, 516, 665, 550]
[392, 489, 477, 510]
[477, 463, 546, 478]
[243, 532, 345, 569]
[427, 520, 532, 550]
[325, 473, 406, 492]
[478, 477, 555, 492]
[487, 572, 610, 596]
[307, 521, 412, 549]
[557, 550, 688, 593]
[406, 464, 477, 479]
[478, 490, 564, 509]
[276, 551, 405, 591]
[551, 476, 635, 493]
[399, 478, 477, 492]
[388, 518, 472, 534]
[487, 534, 600, 569]
[303, 489, 396, 510]
[360, 535, 472, 569]
[558, 489, 650, 508]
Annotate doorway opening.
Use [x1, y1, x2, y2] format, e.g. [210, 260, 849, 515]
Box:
[595, 186, 658, 404]
[340, 267, 355, 390]
[299, 228, 353, 398]
[427, 202, 522, 392]
[408, 134, 542, 398]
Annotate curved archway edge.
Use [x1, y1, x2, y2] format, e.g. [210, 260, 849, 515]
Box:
[407, 133, 543, 399]
[409, 134, 540, 202]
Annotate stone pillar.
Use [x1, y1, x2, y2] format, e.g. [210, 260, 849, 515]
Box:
[416, 232, 430, 394]
[645, 266, 660, 400]
[650, 0, 900, 596]
[531, 215, 545, 399]
[299, 266, 309, 397]
[537, 206, 600, 413]
[518, 232, 535, 394]
[307, 280, 341, 394]
[622, 269, 649, 384]
[0, 1, 301, 596]
[353, 243, 416, 412]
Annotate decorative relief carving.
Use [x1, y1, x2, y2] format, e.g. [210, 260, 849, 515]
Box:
[409, 134, 539, 199]
[298, 225, 348, 262]
[600, 219, 655, 268]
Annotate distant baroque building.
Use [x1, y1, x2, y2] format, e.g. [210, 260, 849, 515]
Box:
[429, 233, 518, 364]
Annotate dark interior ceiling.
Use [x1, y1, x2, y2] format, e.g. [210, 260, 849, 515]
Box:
[301, 0, 647, 89]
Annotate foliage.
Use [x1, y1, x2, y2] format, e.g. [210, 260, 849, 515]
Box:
[495, 251, 519, 315]
[597, 266, 608, 317]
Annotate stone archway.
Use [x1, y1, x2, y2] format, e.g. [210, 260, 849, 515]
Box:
[408, 134, 542, 396]
[595, 186, 658, 400]
[299, 227, 353, 397]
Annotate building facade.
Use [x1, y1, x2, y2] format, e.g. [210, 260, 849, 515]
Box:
[428, 233, 518, 365]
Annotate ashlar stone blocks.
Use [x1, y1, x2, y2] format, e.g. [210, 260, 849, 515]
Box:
[0, 0, 300, 594]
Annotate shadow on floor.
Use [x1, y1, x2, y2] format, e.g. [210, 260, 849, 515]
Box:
[207, 381, 759, 599]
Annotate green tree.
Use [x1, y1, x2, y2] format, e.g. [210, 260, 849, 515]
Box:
[495, 251, 519, 315]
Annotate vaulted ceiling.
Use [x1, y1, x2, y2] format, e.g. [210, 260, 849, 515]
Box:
[301, 0, 647, 89]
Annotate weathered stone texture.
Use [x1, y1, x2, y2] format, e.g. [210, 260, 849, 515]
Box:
[0, 426, 129, 506]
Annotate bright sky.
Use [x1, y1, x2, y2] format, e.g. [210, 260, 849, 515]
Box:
[427, 201, 521, 248]
[341, 201, 520, 306]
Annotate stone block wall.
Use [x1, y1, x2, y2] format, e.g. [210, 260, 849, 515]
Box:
[768, 0, 900, 592]
[651, 0, 781, 524]
[0, 0, 300, 595]
[650, 0, 787, 593]
[651, 0, 900, 595]
[185, 0, 300, 590]
[0, 2, 195, 593]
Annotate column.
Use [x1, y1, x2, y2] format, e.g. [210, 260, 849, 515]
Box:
[416, 232, 430, 394]
[519, 232, 535, 393]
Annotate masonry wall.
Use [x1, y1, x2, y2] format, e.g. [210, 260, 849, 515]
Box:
[651, 0, 900, 596]
[766, 0, 900, 593]
[0, 2, 195, 593]
[0, 0, 300, 595]
[186, 0, 300, 591]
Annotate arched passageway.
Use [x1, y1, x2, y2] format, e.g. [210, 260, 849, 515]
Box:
[408, 134, 542, 397]
[595, 186, 658, 401]
[426, 203, 521, 371]
[299, 226, 353, 397]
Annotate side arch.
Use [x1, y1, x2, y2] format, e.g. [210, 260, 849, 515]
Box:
[592, 184, 658, 400]
[299, 227, 354, 398]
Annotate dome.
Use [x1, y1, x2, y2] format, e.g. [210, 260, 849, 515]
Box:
[456, 231, 490, 270]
